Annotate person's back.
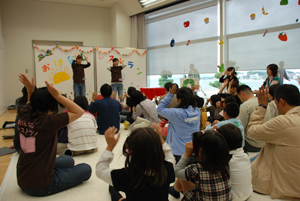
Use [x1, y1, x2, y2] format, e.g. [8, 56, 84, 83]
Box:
[88, 84, 122, 134]
[248, 85, 300, 199]
[157, 87, 200, 156]
[219, 124, 252, 201]
[134, 99, 159, 124]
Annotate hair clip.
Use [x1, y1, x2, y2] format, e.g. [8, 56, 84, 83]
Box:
[201, 131, 205, 135]
[125, 149, 130, 154]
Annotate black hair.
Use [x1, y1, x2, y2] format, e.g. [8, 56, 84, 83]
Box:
[210, 95, 221, 107]
[267, 64, 278, 76]
[230, 81, 239, 90]
[194, 95, 204, 108]
[218, 124, 242, 151]
[219, 93, 229, 99]
[237, 85, 252, 95]
[17, 87, 28, 106]
[30, 87, 58, 117]
[113, 58, 119, 62]
[173, 83, 179, 93]
[131, 91, 146, 106]
[269, 84, 280, 98]
[176, 87, 196, 109]
[192, 131, 230, 178]
[100, 84, 112, 98]
[274, 84, 300, 106]
[76, 55, 83, 60]
[74, 95, 88, 110]
[164, 82, 173, 92]
[227, 67, 237, 76]
[224, 102, 240, 118]
[127, 86, 136, 97]
[225, 95, 236, 105]
[122, 127, 168, 189]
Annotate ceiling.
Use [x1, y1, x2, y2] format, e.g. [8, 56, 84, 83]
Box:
[29, 0, 179, 16]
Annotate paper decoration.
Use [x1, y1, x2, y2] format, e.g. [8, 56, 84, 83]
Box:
[218, 40, 224, 45]
[187, 40, 190, 46]
[180, 78, 200, 91]
[170, 38, 175, 47]
[280, 0, 288, 5]
[262, 6, 269, 15]
[98, 53, 104, 60]
[250, 14, 256, 20]
[204, 18, 209, 24]
[278, 32, 288, 41]
[219, 64, 225, 72]
[95, 47, 147, 56]
[128, 61, 133, 68]
[297, 19, 299, 22]
[109, 55, 114, 61]
[137, 68, 140, 70]
[38, 50, 53, 61]
[183, 21, 190, 28]
[299, 0, 300, 5]
[71, 92, 73, 94]
[263, 30, 268, 37]
[137, 72, 142, 75]
[42, 64, 50, 72]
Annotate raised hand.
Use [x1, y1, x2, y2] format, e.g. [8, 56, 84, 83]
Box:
[224, 79, 229, 86]
[19, 74, 35, 94]
[92, 92, 98, 102]
[184, 142, 193, 158]
[152, 123, 164, 144]
[257, 85, 269, 107]
[123, 93, 128, 99]
[45, 81, 60, 99]
[205, 121, 212, 127]
[104, 127, 120, 152]
[169, 84, 178, 95]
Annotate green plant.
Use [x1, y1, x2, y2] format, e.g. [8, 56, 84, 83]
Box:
[158, 75, 173, 87]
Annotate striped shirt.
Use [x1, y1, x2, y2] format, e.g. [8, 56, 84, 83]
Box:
[67, 111, 98, 151]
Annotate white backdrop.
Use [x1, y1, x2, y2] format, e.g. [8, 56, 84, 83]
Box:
[34, 46, 95, 100]
[96, 48, 147, 94]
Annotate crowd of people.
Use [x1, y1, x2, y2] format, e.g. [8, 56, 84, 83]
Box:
[11, 62, 300, 200]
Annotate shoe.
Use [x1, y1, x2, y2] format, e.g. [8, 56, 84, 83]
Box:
[169, 186, 180, 198]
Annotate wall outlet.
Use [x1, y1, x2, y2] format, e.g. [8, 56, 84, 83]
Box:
[25, 69, 28, 73]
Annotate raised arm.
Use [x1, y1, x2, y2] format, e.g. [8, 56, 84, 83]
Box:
[18, 74, 35, 103]
[175, 142, 193, 181]
[121, 61, 127, 69]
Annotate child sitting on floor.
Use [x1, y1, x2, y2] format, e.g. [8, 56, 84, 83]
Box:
[205, 102, 245, 148]
[218, 124, 252, 201]
[57, 95, 98, 156]
[174, 130, 232, 201]
[263, 84, 280, 123]
[95, 124, 175, 201]
[17, 74, 91, 196]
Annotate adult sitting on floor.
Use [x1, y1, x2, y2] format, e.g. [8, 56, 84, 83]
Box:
[248, 84, 300, 200]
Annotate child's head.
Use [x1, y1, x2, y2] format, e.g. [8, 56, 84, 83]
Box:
[267, 64, 278, 77]
[194, 95, 204, 108]
[76, 55, 83, 65]
[218, 124, 242, 151]
[210, 94, 221, 107]
[122, 127, 167, 189]
[192, 130, 230, 177]
[163, 82, 173, 93]
[229, 81, 239, 95]
[223, 102, 239, 119]
[268, 84, 280, 101]
[113, 58, 119, 67]
[127, 86, 136, 97]
[30, 87, 58, 115]
[173, 83, 179, 93]
[227, 67, 237, 76]
[224, 95, 236, 105]
[74, 95, 88, 110]
[131, 91, 146, 106]
[100, 84, 112, 98]
[176, 87, 196, 109]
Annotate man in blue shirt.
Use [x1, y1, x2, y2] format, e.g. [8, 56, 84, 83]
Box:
[88, 84, 122, 134]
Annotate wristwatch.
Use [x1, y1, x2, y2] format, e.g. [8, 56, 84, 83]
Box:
[259, 104, 267, 109]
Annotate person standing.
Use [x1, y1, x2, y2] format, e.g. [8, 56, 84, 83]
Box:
[72, 53, 90, 98]
[107, 58, 127, 100]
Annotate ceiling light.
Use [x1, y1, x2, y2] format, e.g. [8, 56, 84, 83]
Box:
[138, 0, 167, 8]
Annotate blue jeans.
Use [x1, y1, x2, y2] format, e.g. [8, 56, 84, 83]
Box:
[111, 83, 123, 101]
[21, 155, 91, 196]
[73, 83, 86, 98]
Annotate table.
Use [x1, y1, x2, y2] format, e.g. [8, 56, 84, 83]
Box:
[140, 87, 166, 100]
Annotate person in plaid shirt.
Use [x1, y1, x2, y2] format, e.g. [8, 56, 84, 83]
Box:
[174, 130, 232, 201]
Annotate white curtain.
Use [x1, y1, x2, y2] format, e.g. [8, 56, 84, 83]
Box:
[131, 13, 146, 49]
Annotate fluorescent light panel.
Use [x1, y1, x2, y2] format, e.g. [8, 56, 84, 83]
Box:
[138, 0, 167, 8]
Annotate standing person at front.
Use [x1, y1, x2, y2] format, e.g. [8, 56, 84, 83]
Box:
[16, 74, 91, 196]
[107, 58, 127, 100]
[72, 53, 91, 98]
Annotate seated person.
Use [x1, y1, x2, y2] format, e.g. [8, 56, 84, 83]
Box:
[205, 102, 244, 147]
[218, 124, 252, 201]
[218, 79, 241, 105]
[158, 82, 178, 108]
[214, 94, 236, 122]
[204, 94, 221, 121]
[88, 84, 122, 134]
[57, 96, 98, 156]
[131, 91, 159, 124]
[263, 84, 280, 123]
[248, 85, 300, 199]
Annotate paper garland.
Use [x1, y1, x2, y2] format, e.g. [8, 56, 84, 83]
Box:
[33, 45, 147, 56]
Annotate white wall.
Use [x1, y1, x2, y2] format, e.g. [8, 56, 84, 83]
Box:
[0, 1, 6, 114]
[1, 0, 112, 104]
[111, 3, 131, 47]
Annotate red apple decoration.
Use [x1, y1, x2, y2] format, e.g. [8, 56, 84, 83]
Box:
[184, 21, 190, 28]
[278, 32, 288, 41]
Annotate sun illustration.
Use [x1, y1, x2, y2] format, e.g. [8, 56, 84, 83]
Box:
[48, 66, 73, 85]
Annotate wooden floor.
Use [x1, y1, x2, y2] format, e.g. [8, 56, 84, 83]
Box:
[0, 109, 17, 186]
